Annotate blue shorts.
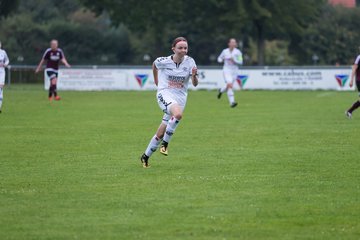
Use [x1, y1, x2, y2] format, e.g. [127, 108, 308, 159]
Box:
[46, 70, 58, 80]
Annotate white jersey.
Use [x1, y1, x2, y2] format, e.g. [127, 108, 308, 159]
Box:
[0, 49, 9, 72]
[154, 55, 197, 102]
[217, 48, 243, 70]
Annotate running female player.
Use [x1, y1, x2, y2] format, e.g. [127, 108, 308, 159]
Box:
[140, 37, 198, 168]
[0, 40, 10, 113]
[35, 39, 70, 101]
[217, 38, 243, 108]
[345, 52, 360, 118]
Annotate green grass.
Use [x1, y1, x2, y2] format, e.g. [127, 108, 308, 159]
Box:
[0, 84, 359, 240]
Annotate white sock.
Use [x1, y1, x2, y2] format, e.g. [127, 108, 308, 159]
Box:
[0, 88, 3, 110]
[145, 135, 162, 157]
[227, 88, 235, 104]
[220, 86, 227, 93]
[163, 117, 181, 143]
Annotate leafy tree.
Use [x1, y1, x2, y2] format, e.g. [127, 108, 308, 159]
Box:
[80, 0, 246, 64]
[48, 21, 132, 64]
[81, 0, 326, 65]
[175, 0, 246, 64]
[0, 0, 133, 64]
[297, 5, 360, 65]
[0, 14, 48, 64]
[1, 0, 357, 66]
[81, 0, 181, 57]
[240, 0, 326, 65]
[0, 0, 20, 18]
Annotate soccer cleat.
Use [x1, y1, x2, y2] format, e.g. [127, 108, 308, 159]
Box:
[55, 96, 61, 101]
[345, 111, 352, 119]
[159, 141, 168, 156]
[140, 153, 150, 168]
[230, 102, 238, 108]
[217, 89, 222, 99]
[48, 97, 53, 101]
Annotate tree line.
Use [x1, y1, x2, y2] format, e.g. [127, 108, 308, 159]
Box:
[0, 0, 359, 66]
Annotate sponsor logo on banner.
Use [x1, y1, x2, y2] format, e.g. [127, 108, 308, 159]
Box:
[335, 74, 349, 87]
[135, 74, 149, 87]
[236, 75, 248, 87]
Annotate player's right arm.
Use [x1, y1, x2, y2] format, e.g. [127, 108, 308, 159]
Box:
[35, 50, 48, 73]
[153, 57, 167, 86]
[152, 62, 158, 86]
[350, 55, 360, 88]
[35, 59, 45, 73]
[217, 50, 225, 63]
[59, 49, 71, 68]
[61, 57, 71, 68]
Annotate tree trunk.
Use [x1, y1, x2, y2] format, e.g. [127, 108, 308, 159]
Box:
[255, 21, 265, 66]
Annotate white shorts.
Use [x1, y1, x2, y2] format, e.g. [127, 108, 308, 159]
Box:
[156, 90, 185, 115]
[223, 69, 237, 84]
[0, 71, 5, 85]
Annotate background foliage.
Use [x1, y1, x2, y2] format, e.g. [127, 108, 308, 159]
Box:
[1, 0, 360, 65]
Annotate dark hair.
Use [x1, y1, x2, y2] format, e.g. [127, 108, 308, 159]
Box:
[172, 37, 187, 48]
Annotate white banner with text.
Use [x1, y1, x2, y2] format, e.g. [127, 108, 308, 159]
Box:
[45, 67, 354, 91]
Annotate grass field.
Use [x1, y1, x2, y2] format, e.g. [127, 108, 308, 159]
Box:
[0, 84, 359, 240]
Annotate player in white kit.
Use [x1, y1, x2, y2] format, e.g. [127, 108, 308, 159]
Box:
[217, 38, 243, 108]
[0, 41, 10, 113]
[140, 37, 198, 168]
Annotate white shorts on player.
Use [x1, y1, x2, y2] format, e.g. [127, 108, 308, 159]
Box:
[156, 90, 186, 111]
[157, 90, 186, 120]
[223, 69, 238, 84]
[0, 71, 5, 85]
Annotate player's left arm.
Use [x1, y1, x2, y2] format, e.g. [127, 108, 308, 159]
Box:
[61, 57, 71, 68]
[232, 50, 243, 65]
[60, 50, 71, 68]
[4, 51, 9, 67]
[191, 66, 198, 87]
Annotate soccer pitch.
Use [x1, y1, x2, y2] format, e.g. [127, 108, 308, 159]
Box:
[0, 85, 359, 239]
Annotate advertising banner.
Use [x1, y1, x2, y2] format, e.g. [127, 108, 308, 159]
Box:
[47, 67, 354, 91]
[45, 69, 127, 90]
[239, 68, 353, 91]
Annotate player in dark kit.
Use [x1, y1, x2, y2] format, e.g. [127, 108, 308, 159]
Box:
[36, 39, 70, 101]
[345, 53, 360, 119]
